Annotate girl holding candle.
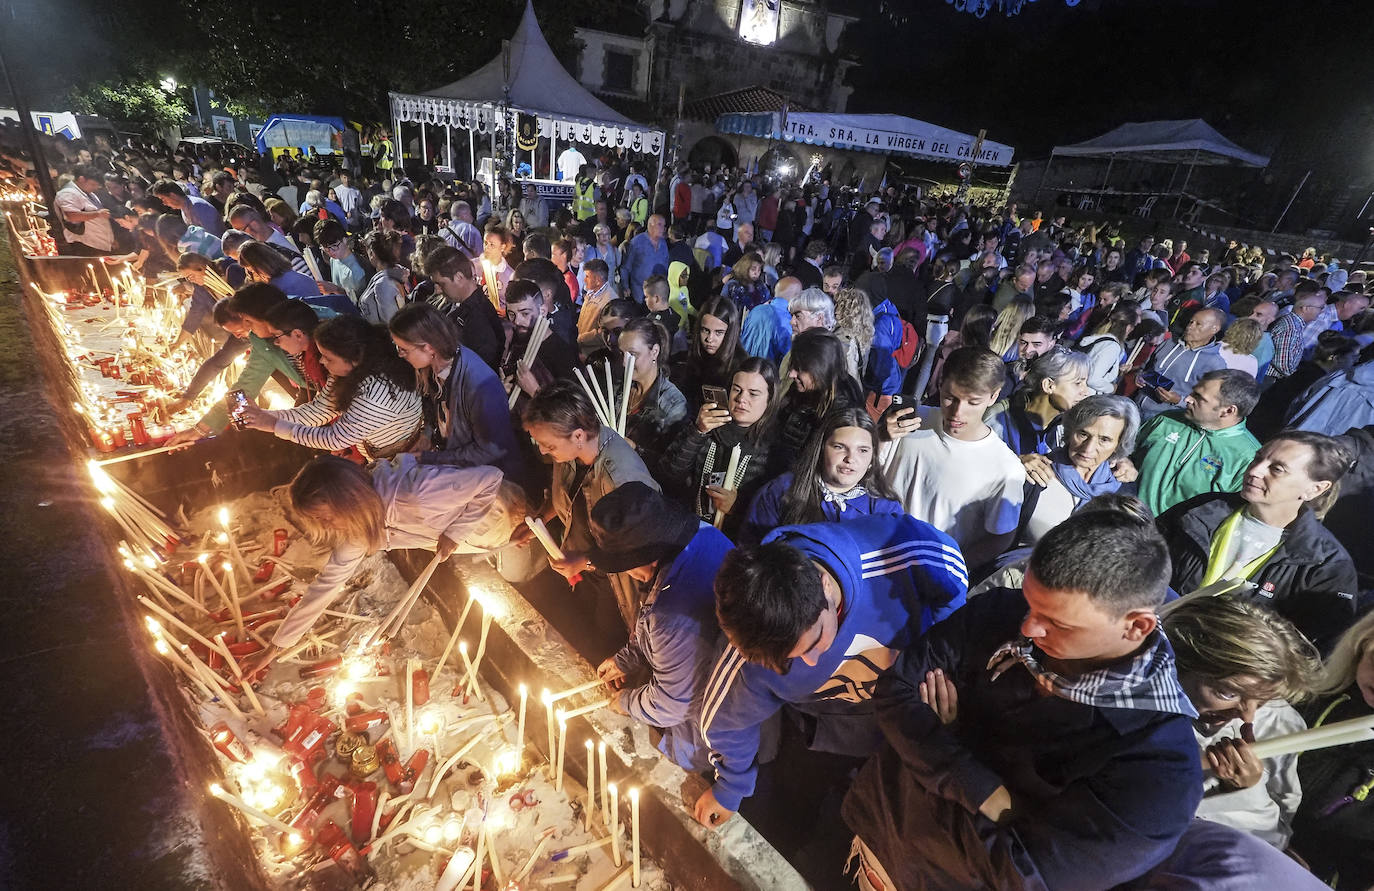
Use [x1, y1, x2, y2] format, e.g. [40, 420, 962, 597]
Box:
[660, 358, 777, 538]
[1290, 612, 1374, 886]
[612, 318, 687, 473]
[235, 314, 424, 462]
[241, 455, 524, 676]
[742, 408, 901, 545]
[520, 378, 660, 631]
[1162, 594, 1321, 848]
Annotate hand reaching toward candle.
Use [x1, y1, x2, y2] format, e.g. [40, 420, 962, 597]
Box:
[1206, 723, 1263, 789]
[235, 400, 275, 433]
[692, 787, 735, 829]
[597, 657, 626, 690]
[508, 523, 537, 547]
[918, 669, 958, 725]
[704, 485, 738, 515]
[240, 644, 281, 682]
[166, 427, 208, 449]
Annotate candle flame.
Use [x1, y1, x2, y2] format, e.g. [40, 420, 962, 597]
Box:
[209, 783, 225, 796]
[458, 641, 469, 654]
[542, 688, 553, 705]
[155, 639, 170, 655]
[197, 553, 209, 564]
[222, 562, 233, 573]
[99, 496, 116, 512]
[422, 824, 443, 845]
[518, 682, 528, 695]
[288, 832, 303, 845]
[443, 817, 462, 842]
[218, 506, 230, 528]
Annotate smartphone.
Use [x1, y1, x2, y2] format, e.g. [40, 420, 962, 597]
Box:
[226, 389, 249, 429]
[701, 385, 729, 408]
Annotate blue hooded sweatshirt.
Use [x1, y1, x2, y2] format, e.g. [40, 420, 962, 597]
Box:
[699, 514, 968, 812]
[613, 522, 733, 772]
[1289, 360, 1374, 436]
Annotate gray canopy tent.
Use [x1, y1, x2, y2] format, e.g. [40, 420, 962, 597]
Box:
[388, 0, 663, 192]
[1035, 119, 1270, 216]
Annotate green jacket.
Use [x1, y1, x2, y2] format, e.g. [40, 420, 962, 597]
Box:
[1133, 410, 1260, 517]
[198, 333, 308, 434]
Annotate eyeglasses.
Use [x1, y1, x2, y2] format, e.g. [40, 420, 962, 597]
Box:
[322, 240, 345, 252]
[268, 331, 289, 344]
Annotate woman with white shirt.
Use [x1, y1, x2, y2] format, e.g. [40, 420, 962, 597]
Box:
[1016, 395, 1139, 546]
[1218, 318, 1262, 378]
[1163, 594, 1322, 849]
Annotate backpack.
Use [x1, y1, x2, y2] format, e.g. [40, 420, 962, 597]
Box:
[872, 298, 920, 369]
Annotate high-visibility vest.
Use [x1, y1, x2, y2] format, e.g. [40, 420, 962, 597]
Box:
[376, 138, 394, 171]
[574, 178, 596, 220]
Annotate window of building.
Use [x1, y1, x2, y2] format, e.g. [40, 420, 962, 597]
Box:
[603, 49, 636, 94]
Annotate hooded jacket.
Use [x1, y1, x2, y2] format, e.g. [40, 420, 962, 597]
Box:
[1157, 493, 1358, 651]
[1080, 332, 1126, 395]
[1136, 339, 1228, 420]
[741, 472, 903, 546]
[1289, 361, 1374, 436]
[419, 347, 521, 482]
[612, 522, 732, 772]
[841, 587, 1203, 891]
[699, 514, 968, 812]
[1133, 410, 1260, 517]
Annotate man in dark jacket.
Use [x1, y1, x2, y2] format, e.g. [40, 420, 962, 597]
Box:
[1326, 425, 1374, 592]
[842, 512, 1203, 890]
[425, 247, 505, 372]
[1157, 465, 1358, 653]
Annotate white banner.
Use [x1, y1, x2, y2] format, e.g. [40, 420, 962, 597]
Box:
[779, 113, 1014, 167]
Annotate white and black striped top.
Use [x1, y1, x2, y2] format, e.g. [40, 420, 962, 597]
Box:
[271, 374, 422, 460]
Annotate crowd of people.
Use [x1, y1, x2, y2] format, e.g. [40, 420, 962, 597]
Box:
[12, 126, 1374, 888]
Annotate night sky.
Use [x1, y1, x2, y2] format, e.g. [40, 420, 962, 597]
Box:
[844, 0, 1374, 164]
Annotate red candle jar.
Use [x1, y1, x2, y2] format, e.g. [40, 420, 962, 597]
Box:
[376, 739, 404, 786]
[252, 561, 275, 584]
[210, 721, 252, 763]
[344, 710, 388, 734]
[396, 749, 429, 796]
[272, 528, 289, 557]
[411, 668, 430, 707]
[298, 656, 342, 679]
[349, 781, 378, 845]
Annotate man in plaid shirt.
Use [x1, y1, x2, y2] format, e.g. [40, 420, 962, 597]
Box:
[1266, 287, 1327, 384]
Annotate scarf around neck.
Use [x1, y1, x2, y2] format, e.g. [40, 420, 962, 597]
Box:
[1048, 446, 1120, 506]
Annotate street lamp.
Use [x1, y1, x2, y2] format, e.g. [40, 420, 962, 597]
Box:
[159, 76, 178, 93]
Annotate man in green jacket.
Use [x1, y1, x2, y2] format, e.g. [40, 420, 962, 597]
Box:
[1128, 369, 1261, 517]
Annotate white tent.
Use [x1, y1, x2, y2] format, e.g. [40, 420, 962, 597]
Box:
[1051, 119, 1268, 167]
[388, 0, 663, 183]
[715, 110, 1014, 167]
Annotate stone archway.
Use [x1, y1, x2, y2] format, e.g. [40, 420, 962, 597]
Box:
[688, 136, 738, 170]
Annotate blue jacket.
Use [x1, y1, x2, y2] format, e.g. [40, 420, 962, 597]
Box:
[1289, 360, 1374, 436]
[614, 523, 732, 772]
[842, 587, 1203, 891]
[700, 514, 968, 811]
[621, 232, 670, 305]
[743, 472, 904, 546]
[270, 268, 322, 298]
[739, 296, 791, 364]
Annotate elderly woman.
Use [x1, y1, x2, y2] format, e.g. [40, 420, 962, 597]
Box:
[1015, 395, 1140, 546]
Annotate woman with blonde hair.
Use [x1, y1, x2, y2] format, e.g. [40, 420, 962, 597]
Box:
[831, 286, 875, 381]
[1162, 593, 1321, 848]
[1218, 318, 1262, 377]
[723, 251, 771, 310]
[1288, 612, 1374, 885]
[989, 296, 1035, 362]
[243, 454, 523, 672]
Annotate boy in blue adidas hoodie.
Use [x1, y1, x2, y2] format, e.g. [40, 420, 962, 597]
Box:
[694, 513, 967, 828]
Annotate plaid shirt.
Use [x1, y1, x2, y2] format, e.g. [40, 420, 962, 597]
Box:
[1266, 311, 1305, 379]
[987, 631, 1198, 719]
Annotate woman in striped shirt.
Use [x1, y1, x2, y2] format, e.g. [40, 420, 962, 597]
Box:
[238, 314, 423, 461]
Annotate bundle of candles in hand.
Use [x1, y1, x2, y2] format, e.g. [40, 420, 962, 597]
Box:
[29, 261, 262, 458]
[121, 487, 664, 889]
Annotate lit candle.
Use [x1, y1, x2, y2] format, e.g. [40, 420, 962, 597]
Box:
[516, 683, 528, 769]
[549, 678, 605, 703]
[599, 742, 609, 829]
[608, 782, 622, 866]
[209, 782, 295, 834]
[585, 739, 596, 828]
[555, 717, 568, 792]
[558, 698, 611, 721]
[630, 787, 641, 887]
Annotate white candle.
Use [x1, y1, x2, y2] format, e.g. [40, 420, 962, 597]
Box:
[599, 742, 609, 829]
[714, 443, 742, 529]
[457, 642, 484, 701]
[608, 782, 621, 866]
[485, 822, 504, 886]
[405, 658, 416, 754]
[549, 678, 604, 703]
[585, 739, 596, 828]
[222, 561, 246, 642]
[630, 787, 641, 887]
[555, 717, 568, 792]
[619, 352, 636, 435]
[543, 689, 556, 764]
[516, 684, 528, 769]
[471, 818, 484, 891]
[558, 698, 611, 721]
[1248, 714, 1374, 760]
[138, 595, 219, 650]
[466, 612, 493, 691]
[213, 632, 265, 717]
[209, 783, 295, 834]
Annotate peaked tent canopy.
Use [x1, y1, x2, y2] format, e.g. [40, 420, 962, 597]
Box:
[1051, 119, 1268, 167]
[389, 0, 663, 156]
[715, 111, 1014, 168]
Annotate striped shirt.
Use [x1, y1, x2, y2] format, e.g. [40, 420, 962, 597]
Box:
[271, 374, 422, 460]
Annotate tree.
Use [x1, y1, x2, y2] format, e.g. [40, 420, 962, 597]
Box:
[68, 76, 189, 129]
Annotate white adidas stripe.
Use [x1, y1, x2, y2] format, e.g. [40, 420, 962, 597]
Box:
[700, 648, 746, 745]
[864, 556, 968, 585]
[862, 543, 967, 578]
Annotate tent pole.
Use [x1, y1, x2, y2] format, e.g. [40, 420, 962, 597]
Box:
[420, 123, 428, 171]
[469, 129, 475, 183]
[393, 114, 402, 178]
[1173, 149, 1198, 218]
[550, 130, 557, 180]
[446, 125, 452, 172]
[1100, 153, 1114, 191]
[1272, 169, 1312, 234]
[1033, 150, 1053, 203]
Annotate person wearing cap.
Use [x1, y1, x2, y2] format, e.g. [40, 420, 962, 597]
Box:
[591, 483, 732, 771]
